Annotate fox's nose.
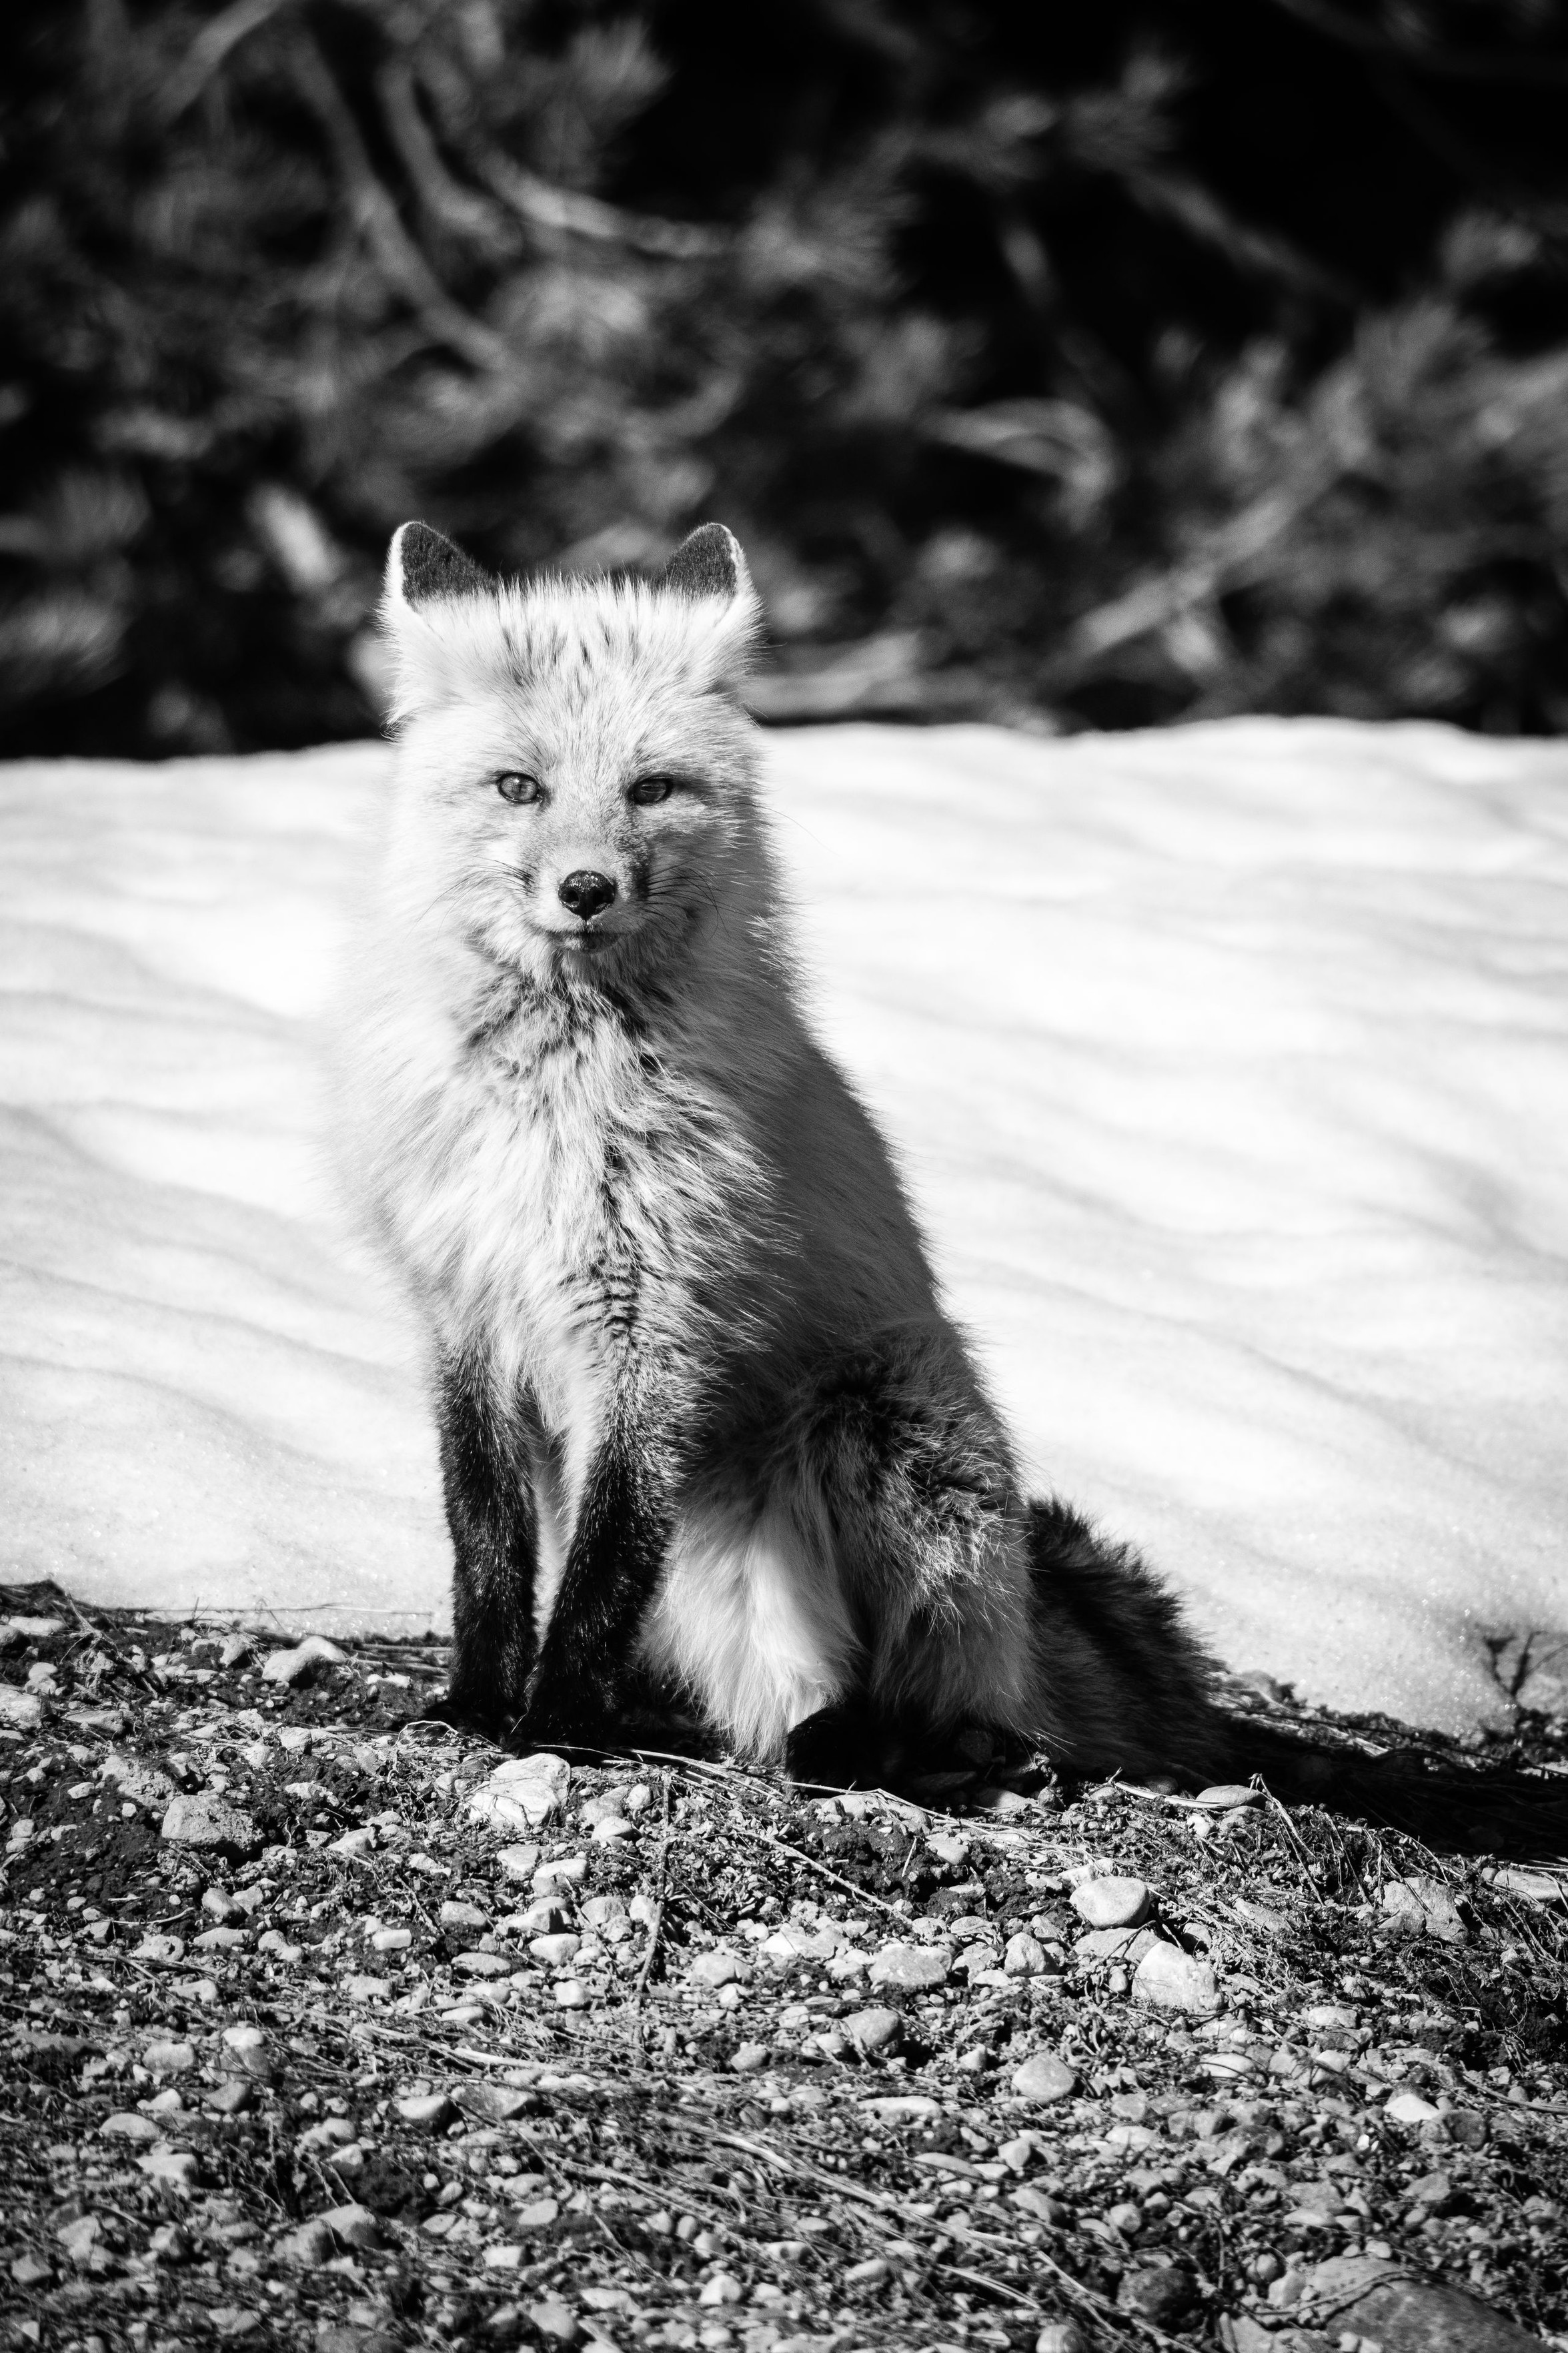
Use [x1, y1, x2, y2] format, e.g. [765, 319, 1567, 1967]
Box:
[558, 869, 618, 921]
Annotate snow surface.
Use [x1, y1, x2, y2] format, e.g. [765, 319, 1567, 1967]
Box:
[3, 717, 1566, 1733]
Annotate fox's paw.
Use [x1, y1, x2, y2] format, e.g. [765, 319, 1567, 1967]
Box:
[515, 1683, 616, 1754]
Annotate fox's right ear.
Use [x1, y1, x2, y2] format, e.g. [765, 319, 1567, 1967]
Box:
[384, 521, 495, 612]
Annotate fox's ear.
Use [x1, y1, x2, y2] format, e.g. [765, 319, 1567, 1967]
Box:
[385, 521, 495, 612]
[657, 522, 752, 606]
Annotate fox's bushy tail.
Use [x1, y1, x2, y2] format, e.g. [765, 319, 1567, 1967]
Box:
[1026, 1498, 1568, 1859]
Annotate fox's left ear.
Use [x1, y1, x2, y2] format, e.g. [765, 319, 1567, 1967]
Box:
[657, 523, 754, 607]
[384, 520, 496, 612]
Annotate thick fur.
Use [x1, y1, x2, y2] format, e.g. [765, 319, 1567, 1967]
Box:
[337, 521, 1568, 1858]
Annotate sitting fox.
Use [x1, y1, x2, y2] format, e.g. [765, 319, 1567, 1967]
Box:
[339, 518, 1565, 1853]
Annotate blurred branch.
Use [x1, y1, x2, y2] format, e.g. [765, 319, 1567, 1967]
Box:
[377, 58, 517, 260]
[163, 0, 295, 121]
[290, 29, 512, 374]
[477, 153, 726, 261]
[1261, 0, 1568, 87]
[1130, 167, 1359, 305]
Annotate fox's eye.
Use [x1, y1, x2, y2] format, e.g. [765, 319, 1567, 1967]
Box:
[628, 774, 676, 807]
[495, 771, 542, 807]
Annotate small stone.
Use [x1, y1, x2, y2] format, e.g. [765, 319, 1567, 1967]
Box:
[1071, 1876, 1150, 1930]
[1074, 1925, 1158, 1964]
[1307, 2253, 1543, 2349]
[842, 2006, 902, 2054]
[103, 1750, 177, 1811]
[730, 2042, 771, 2072]
[859, 2093, 941, 2119]
[144, 2038, 197, 2075]
[697, 2274, 743, 2307]
[1118, 2268, 1193, 2324]
[160, 1791, 261, 1855]
[484, 2245, 524, 2270]
[1131, 1943, 1220, 2014]
[318, 2203, 382, 2251]
[330, 1826, 377, 1857]
[868, 1941, 950, 1991]
[1193, 1783, 1261, 1809]
[279, 2219, 335, 2265]
[259, 1635, 345, 1687]
[209, 2306, 261, 2339]
[100, 2110, 160, 2144]
[554, 1978, 590, 2009]
[0, 1686, 45, 1729]
[396, 2091, 456, 2130]
[11, 2250, 53, 2286]
[1385, 2089, 1443, 2125]
[531, 1932, 581, 1967]
[534, 1854, 587, 1889]
[220, 2024, 271, 2078]
[1409, 2170, 1453, 2210]
[453, 1950, 514, 1977]
[219, 1633, 251, 1668]
[1011, 2052, 1077, 2103]
[138, 2148, 201, 2192]
[844, 2256, 890, 2284]
[441, 1898, 490, 1931]
[57, 2216, 102, 2266]
[496, 1843, 543, 1883]
[1381, 1874, 1467, 1945]
[257, 1929, 303, 1961]
[468, 1753, 571, 1831]
[133, 1934, 187, 1967]
[1492, 1865, 1565, 1906]
[193, 1925, 249, 1951]
[371, 1925, 412, 1951]
[459, 2083, 536, 2125]
[1033, 2327, 1088, 2353]
[207, 2081, 253, 2117]
[688, 1948, 746, 1989]
[592, 1815, 633, 1842]
[1004, 1932, 1050, 1976]
[344, 1973, 391, 2001]
[527, 2300, 578, 2342]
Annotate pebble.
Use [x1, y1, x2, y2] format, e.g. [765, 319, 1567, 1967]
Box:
[102, 1750, 176, 1811]
[396, 2089, 456, 2131]
[527, 2300, 579, 2342]
[452, 1950, 513, 1977]
[100, 2111, 160, 2144]
[57, 2216, 102, 2266]
[219, 1633, 251, 1669]
[1132, 1942, 1220, 2013]
[842, 2006, 902, 2053]
[279, 2219, 335, 2265]
[1119, 2268, 1194, 2324]
[468, 1753, 570, 1831]
[318, 2203, 382, 2251]
[730, 2042, 771, 2072]
[257, 1929, 302, 1961]
[1491, 1865, 1565, 1905]
[207, 2082, 253, 2117]
[11, 2252, 53, 2287]
[138, 2148, 200, 2192]
[860, 2094, 940, 2119]
[1385, 2089, 1443, 2124]
[554, 1979, 590, 2009]
[1010, 2052, 1077, 2103]
[133, 1935, 187, 1967]
[1034, 2327, 1088, 2353]
[1072, 1876, 1151, 1929]
[144, 2038, 197, 2075]
[221, 2023, 271, 2078]
[160, 1792, 261, 1855]
[1307, 2253, 1542, 2349]
[1193, 1783, 1261, 1810]
[371, 1926, 412, 1951]
[259, 1635, 345, 1687]
[193, 1925, 249, 1951]
[591, 1815, 632, 1842]
[868, 1941, 951, 1991]
[0, 1687, 45, 1729]
[1381, 1874, 1467, 1945]
[697, 2274, 743, 2306]
[534, 1854, 587, 1890]
[1004, 1932, 1050, 1975]
[496, 1843, 543, 1883]
[688, 1948, 746, 1989]
[531, 1932, 581, 1967]
[345, 1973, 391, 2001]
[440, 1899, 489, 1931]
[1075, 1926, 1158, 1963]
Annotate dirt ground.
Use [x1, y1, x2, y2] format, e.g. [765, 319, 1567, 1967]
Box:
[2, 1582, 1565, 2353]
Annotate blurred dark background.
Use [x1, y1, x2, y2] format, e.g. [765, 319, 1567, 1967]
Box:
[4, 0, 1568, 757]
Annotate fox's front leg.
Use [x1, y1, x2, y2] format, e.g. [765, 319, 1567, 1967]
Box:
[438, 1354, 539, 1727]
[519, 1431, 668, 1748]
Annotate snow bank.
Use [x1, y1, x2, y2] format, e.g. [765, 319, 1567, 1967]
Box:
[3, 718, 1565, 1732]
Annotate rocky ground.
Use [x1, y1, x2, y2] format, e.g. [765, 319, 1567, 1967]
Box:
[2, 1582, 1566, 2353]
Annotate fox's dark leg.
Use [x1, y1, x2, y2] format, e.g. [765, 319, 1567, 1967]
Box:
[438, 1355, 538, 1727]
[517, 1432, 668, 1749]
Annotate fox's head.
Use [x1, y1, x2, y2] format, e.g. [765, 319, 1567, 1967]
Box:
[377, 520, 770, 992]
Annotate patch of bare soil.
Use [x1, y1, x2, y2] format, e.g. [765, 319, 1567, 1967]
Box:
[2, 1583, 1565, 2353]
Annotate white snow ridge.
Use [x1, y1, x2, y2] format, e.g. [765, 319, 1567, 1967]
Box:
[3, 717, 1566, 1733]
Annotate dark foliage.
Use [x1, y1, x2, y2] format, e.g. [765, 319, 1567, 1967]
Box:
[3, 0, 1568, 754]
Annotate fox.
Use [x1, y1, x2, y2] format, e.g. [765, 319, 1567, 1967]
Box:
[338, 516, 1568, 1856]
